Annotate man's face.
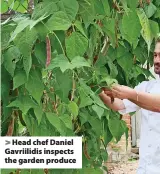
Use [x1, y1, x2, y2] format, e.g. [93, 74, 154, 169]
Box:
[154, 42, 160, 75]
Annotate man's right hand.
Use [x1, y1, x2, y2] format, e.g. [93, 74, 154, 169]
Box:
[102, 87, 115, 103]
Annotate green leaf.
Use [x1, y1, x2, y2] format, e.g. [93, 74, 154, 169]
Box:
[144, 3, 157, 18]
[108, 119, 127, 142]
[58, 0, 79, 21]
[103, 118, 113, 145]
[102, 18, 116, 48]
[13, 70, 27, 89]
[137, 8, 152, 54]
[101, 0, 110, 16]
[68, 101, 79, 118]
[23, 113, 39, 136]
[126, 0, 138, 9]
[79, 87, 93, 108]
[14, 27, 37, 77]
[80, 168, 103, 174]
[3, 46, 21, 76]
[47, 54, 71, 72]
[47, 55, 90, 72]
[88, 116, 102, 136]
[1, 0, 8, 13]
[14, 1, 28, 13]
[117, 52, 133, 72]
[121, 10, 141, 48]
[71, 56, 90, 68]
[53, 69, 72, 103]
[10, 17, 31, 41]
[92, 104, 104, 119]
[46, 11, 72, 31]
[1, 169, 17, 174]
[2, 25, 16, 50]
[108, 61, 118, 78]
[154, 8, 160, 18]
[100, 77, 118, 88]
[7, 95, 37, 114]
[74, 20, 87, 38]
[65, 32, 88, 60]
[46, 112, 66, 135]
[78, 0, 95, 27]
[34, 106, 43, 125]
[32, 1, 58, 20]
[25, 69, 44, 104]
[34, 42, 46, 67]
[149, 20, 159, 38]
[59, 114, 72, 129]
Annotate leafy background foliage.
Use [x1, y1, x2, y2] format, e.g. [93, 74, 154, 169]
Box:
[1, 0, 160, 173]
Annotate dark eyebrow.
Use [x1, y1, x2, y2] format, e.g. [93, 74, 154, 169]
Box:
[154, 52, 160, 54]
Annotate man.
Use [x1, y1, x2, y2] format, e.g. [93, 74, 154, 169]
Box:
[99, 40, 160, 174]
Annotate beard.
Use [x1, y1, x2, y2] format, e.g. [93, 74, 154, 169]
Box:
[154, 63, 160, 75]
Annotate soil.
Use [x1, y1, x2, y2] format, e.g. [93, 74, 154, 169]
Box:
[107, 160, 139, 174]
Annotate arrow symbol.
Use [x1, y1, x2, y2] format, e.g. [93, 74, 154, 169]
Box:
[5, 140, 11, 145]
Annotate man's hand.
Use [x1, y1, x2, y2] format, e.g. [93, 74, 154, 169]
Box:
[102, 87, 115, 103]
[111, 85, 137, 100]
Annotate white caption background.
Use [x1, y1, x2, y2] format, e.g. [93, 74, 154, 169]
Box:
[0, 137, 82, 169]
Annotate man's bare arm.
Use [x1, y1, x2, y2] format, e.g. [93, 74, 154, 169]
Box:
[129, 92, 160, 112]
[99, 90, 160, 113]
[129, 99, 160, 112]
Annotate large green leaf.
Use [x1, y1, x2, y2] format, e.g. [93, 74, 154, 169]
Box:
[13, 69, 27, 89]
[34, 106, 43, 125]
[79, 87, 93, 108]
[137, 8, 152, 54]
[47, 54, 71, 72]
[46, 11, 72, 31]
[3, 46, 21, 76]
[68, 101, 79, 118]
[121, 10, 141, 48]
[25, 69, 44, 104]
[117, 52, 133, 72]
[59, 114, 72, 129]
[32, 1, 58, 19]
[34, 42, 46, 67]
[65, 32, 88, 60]
[1, 24, 16, 50]
[7, 95, 37, 114]
[101, 0, 110, 16]
[14, 27, 37, 77]
[126, 0, 138, 9]
[102, 18, 116, 48]
[46, 112, 66, 135]
[144, 3, 157, 18]
[102, 118, 113, 145]
[23, 113, 39, 136]
[47, 55, 90, 72]
[71, 56, 90, 68]
[78, 0, 95, 27]
[108, 119, 127, 142]
[92, 104, 104, 119]
[58, 0, 79, 21]
[53, 69, 72, 103]
[1, 0, 8, 13]
[74, 20, 87, 38]
[149, 20, 159, 38]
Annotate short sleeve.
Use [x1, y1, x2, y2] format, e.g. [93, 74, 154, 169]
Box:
[118, 81, 148, 115]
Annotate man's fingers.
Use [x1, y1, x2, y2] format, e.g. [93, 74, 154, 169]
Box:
[111, 84, 122, 91]
[112, 89, 120, 98]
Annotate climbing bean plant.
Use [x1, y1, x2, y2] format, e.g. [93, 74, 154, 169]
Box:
[1, 0, 160, 173]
